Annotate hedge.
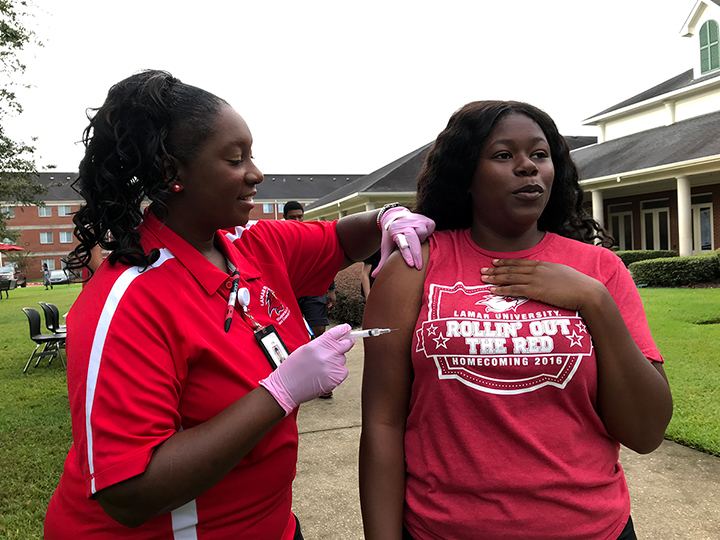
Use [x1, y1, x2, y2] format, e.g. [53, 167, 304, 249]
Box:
[629, 252, 720, 287]
[614, 249, 677, 267]
[329, 262, 366, 327]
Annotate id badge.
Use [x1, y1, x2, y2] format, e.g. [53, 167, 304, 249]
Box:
[254, 324, 290, 370]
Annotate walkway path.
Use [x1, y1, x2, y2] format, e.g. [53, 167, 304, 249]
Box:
[293, 340, 720, 539]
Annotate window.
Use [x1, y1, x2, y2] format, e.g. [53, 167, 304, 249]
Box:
[58, 205, 72, 217]
[38, 206, 52, 217]
[278, 203, 285, 214]
[608, 203, 633, 251]
[40, 232, 54, 244]
[641, 199, 670, 251]
[0, 206, 14, 219]
[700, 20, 720, 74]
[691, 194, 714, 253]
[42, 258, 55, 271]
[263, 203, 274, 214]
[59, 231, 73, 243]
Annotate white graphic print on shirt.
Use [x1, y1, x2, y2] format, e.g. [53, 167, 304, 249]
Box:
[415, 282, 594, 395]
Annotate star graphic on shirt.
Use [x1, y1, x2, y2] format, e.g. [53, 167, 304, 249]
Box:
[433, 333, 449, 349]
[575, 321, 587, 334]
[566, 331, 584, 347]
[426, 324, 438, 336]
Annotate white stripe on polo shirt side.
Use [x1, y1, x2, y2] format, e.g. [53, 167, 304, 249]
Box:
[85, 248, 175, 495]
[171, 499, 199, 539]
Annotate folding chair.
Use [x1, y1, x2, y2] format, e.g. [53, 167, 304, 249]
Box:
[21, 307, 67, 373]
[38, 302, 67, 333]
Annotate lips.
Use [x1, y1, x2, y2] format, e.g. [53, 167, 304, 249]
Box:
[513, 184, 544, 195]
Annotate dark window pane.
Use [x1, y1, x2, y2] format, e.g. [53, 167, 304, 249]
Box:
[608, 203, 632, 213]
[692, 193, 713, 204]
[701, 22, 709, 46]
[710, 20, 719, 43]
[712, 45, 720, 70]
[642, 199, 669, 210]
[702, 48, 710, 73]
[645, 213, 654, 249]
[623, 214, 632, 250]
[659, 211, 669, 250]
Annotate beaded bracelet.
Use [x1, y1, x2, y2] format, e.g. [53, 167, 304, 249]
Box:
[376, 202, 403, 229]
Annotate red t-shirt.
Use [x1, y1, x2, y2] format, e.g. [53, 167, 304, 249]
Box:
[404, 230, 662, 540]
[45, 211, 344, 539]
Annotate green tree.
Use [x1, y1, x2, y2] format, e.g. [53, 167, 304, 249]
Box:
[0, 0, 51, 243]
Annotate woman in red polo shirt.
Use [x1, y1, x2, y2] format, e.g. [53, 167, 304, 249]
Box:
[44, 70, 434, 540]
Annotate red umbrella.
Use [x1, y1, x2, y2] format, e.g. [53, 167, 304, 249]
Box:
[0, 243, 23, 251]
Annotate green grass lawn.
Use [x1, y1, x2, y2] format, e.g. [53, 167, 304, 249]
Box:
[0, 285, 718, 538]
[0, 284, 79, 539]
[639, 288, 720, 456]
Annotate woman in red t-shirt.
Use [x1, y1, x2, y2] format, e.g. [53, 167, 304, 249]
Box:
[360, 101, 673, 540]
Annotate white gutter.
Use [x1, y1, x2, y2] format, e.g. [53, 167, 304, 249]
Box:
[580, 154, 720, 186]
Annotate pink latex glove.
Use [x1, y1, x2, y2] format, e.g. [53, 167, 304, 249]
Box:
[372, 207, 436, 277]
[259, 323, 354, 416]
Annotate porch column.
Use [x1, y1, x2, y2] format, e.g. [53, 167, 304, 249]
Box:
[591, 190, 604, 228]
[677, 175, 692, 257]
[365, 202, 376, 212]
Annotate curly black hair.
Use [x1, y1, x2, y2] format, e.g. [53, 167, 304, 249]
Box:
[67, 69, 227, 273]
[414, 100, 612, 247]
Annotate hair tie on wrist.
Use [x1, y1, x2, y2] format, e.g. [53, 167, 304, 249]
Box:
[376, 202, 403, 229]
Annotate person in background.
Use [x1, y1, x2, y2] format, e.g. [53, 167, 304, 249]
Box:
[360, 249, 381, 299]
[44, 69, 434, 540]
[359, 100, 672, 540]
[42, 263, 53, 290]
[284, 200, 336, 398]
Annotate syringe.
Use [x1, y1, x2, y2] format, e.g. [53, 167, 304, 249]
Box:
[343, 328, 398, 339]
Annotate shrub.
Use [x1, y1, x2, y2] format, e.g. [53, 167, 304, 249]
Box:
[629, 252, 720, 287]
[614, 250, 677, 267]
[329, 262, 366, 327]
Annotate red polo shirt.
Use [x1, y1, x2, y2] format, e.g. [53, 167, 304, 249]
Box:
[45, 211, 344, 539]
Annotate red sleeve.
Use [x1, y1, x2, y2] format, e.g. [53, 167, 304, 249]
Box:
[603, 255, 664, 364]
[243, 220, 344, 297]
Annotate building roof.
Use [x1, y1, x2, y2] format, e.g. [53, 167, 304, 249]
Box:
[572, 110, 720, 179]
[306, 135, 599, 210]
[28, 173, 363, 204]
[305, 143, 433, 210]
[35, 172, 81, 202]
[585, 69, 720, 120]
[256, 174, 363, 200]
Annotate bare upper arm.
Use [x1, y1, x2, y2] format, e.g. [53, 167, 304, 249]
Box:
[362, 244, 428, 428]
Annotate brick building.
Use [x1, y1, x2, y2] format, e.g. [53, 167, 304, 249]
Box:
[1, 172, 361, 281]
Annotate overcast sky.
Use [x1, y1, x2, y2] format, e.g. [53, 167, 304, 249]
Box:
[4, 0, 697, 175]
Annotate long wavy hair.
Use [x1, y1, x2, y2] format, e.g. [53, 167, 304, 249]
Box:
[67, 69, 227, 273]
[414, 100, 612, 246]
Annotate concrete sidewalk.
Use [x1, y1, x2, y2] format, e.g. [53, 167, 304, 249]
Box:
[293, 339, 720, 540]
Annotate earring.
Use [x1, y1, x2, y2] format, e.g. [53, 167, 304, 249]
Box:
[171, 184, 182, 193]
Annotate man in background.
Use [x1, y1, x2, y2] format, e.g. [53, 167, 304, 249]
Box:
[283, 201, 336, 398]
